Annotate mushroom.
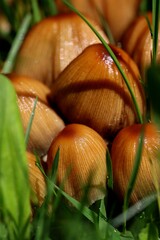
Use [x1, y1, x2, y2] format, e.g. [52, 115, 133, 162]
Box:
[47, 123, 107, 206]
[111, 123, 160, 203]
[122, 12, 160, 80]
[49, 43, 146, 141]
[14, 12, 109, 87]
[9, 74, 65, 157]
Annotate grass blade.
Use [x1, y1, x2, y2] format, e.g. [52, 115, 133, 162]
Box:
[0, 74, 31, 239]
[147, 64, 160, 127]
[106, 150, 113, 190]
[30, 0, 42, 23]
[152, 0, 160, 64]
[123, 126, 144, 230]
[36, 160, 120, 237]
[53, 183, 121, 239]
[41, 0, 58, 16]
[24, 97, 38, 147]
[49, 148, 60, 184]
[62, 0, 143, 124]
[146, 64, 160, 211]
[2, 13, 32, 74]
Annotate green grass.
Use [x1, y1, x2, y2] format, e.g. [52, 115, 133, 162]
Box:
[0, 0, 160, 239]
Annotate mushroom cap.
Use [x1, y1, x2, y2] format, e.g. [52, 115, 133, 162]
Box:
[47, 123, 107, 205]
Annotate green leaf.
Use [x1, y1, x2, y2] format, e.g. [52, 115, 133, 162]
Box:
[0, 75, 31, 239]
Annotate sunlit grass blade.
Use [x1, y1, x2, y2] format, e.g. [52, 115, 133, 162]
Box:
[30, 0, 42, 23]
[62, 0, 143, 124]
[2, 13, 32, 74]
[24, 97, 38, 147]
[123, 126, 144, 230]
[152, 0, 160, 64]
[0, 74, 31, 239]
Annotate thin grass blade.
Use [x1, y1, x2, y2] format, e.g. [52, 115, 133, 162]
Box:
[36, 154, 122, 239]
[2, 13, 32, 74]
[41, 0, 58, 16]
[24, 97, 38, 147]
[152, 0, 160, 64]
[123, 126, 144, 230]
[147, 64, 160, 127]
[146, 64, 160, 211]
[106, 150, 113, 190]
[30, 0, 42, 23]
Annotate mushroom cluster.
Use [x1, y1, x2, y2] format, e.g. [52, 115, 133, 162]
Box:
[2, 0, 160, 207]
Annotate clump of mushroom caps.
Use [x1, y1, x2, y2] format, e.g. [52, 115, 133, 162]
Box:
[4, 1, 160, 207]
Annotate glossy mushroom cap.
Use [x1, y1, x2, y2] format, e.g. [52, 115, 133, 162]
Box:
[49, 43, 146, 140]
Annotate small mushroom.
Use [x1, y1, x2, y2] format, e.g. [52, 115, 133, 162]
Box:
[9, 74, 65, 157]
[111, 123, 160, 203]
[47, 123, 107, 206]
[122, 12, 160, 80]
